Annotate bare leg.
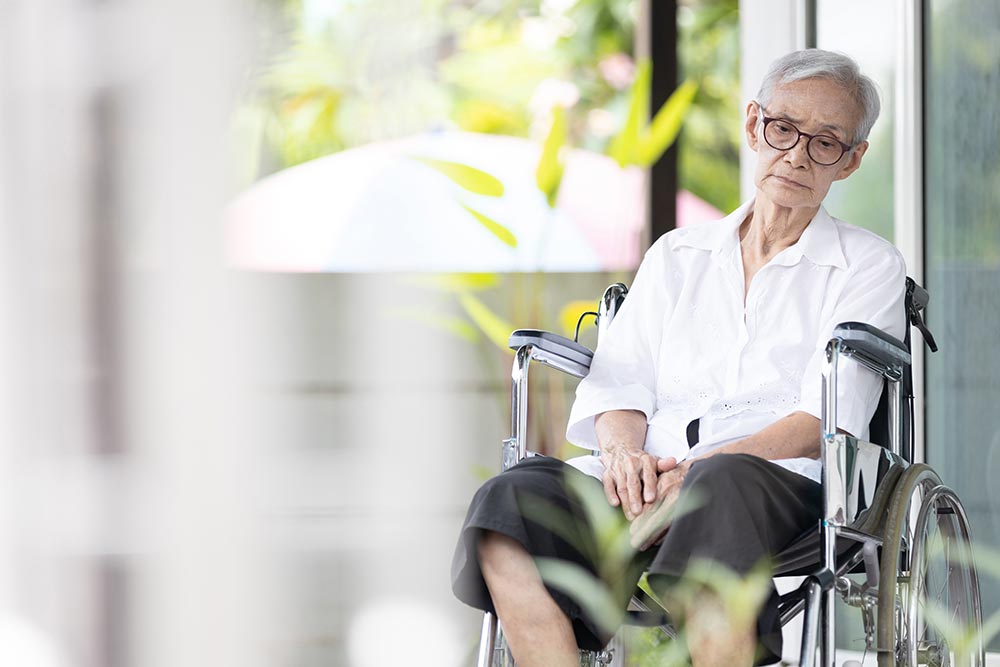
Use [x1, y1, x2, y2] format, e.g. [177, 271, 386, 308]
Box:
[478, 530, 580, 667]
[686, 590, 756, 667]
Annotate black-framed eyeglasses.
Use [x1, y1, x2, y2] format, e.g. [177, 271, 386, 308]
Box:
[758, 109, 854, 166]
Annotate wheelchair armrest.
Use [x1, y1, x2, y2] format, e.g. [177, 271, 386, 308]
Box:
[833, 321, 911, 379]
[508, 329, 594, 378]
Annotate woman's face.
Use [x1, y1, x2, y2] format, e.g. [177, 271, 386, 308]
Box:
[745, 77, 869, 212]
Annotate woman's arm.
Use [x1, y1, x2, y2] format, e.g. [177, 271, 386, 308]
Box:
[631, 410, 828, 549]
[699, 410, 825, 462]
[595, 410, 677, 520]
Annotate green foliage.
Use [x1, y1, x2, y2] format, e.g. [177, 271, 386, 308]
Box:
[457, 292, 516, 354]
[412, 157, 506, 197]
[677, 0, 742, 212]
[521, 471, 770, 666]
[405, 273, 501, 293]
[608, 62, 699, 169]
[607, 59, 651, 167]
[536, 106, 568, 208]
[535, 557, 627, 634]
[641, 79, 700, 168]
[461, 204, 519, 248]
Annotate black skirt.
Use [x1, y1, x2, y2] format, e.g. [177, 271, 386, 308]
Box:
[451, 453, 823, 663]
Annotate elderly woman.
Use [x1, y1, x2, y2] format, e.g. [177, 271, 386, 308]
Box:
[452, 49, 905, 666]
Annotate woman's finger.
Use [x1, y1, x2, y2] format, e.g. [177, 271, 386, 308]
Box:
[624, 467, 643, 517]
[602, 469, 620, 507]
[641, 456, 658, 503]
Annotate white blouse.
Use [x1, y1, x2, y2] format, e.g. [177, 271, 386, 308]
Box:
[565, 199, 907, 483]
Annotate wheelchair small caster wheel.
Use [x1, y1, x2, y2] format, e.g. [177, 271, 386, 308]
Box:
[594, 649, 614, 665]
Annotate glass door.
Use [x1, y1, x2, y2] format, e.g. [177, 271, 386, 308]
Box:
[924, 0, 1000, 652]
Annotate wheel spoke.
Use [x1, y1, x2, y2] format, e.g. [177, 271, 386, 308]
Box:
[876, 467, 984, 667]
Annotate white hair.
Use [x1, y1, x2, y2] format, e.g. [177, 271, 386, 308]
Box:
[756, 49, 881, 144]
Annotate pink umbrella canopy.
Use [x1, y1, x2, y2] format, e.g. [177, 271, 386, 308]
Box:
[226, 130, 723, 272]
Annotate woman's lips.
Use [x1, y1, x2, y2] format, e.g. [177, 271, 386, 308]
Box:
[773, 174, 808, 188]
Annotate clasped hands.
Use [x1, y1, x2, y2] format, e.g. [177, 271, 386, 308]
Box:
[601, 447, 691, 551]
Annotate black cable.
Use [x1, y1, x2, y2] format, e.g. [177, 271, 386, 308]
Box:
[575, 311, 599, 342]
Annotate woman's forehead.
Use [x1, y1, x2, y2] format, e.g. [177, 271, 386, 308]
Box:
[766, 79, 860, 137]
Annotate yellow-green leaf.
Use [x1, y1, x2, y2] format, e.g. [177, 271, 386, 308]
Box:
[458, 292, 514, 353]
[462, 204, 518, 248]
[558, 300, 598, 338]
[535, 106, 567, 208]
[607, 59, 652, 167]
[413, 157, 505, 197]
[404, 273, 501, 293]
[637, 78, 699, 168]
[382, 307, 480, 343]
[535, 558, 624, 635]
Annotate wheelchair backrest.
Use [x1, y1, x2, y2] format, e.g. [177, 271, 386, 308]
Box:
[867, 277, 937, 462]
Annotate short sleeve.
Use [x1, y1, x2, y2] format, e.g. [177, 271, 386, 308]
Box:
[565, 237, 673, 449]
[795, 245, 907, 438]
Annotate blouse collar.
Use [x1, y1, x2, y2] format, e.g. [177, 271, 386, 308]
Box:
[668, 198, 848, 270]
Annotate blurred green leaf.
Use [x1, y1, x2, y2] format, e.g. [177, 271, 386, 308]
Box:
[405, 273, 501, 293]
[536, 106, 568, 208]
[383, 307, 480, 343]
[458, 292, 515, 353]
[535, 558, 624, 635]
[608, 59, 651, 167]
[637, 79, 699, 168]
[673, 558, 772, 627]
[559, 300, 599, 339]
[471, 464, 494, 482]
[519, 493, 595, 561]
[453, 99, 528, 136]
[923, 600, 1000, 658]
[413, 157, 505, 197]
[564, 471, 633, 565]
[461, 204, 518, 248]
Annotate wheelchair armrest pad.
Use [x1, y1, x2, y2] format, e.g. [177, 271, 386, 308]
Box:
[833, 321, 911, 369]
[508, 329, 594, 368]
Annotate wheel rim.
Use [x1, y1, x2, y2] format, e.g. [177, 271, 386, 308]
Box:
[877, 465, 984, 667]
[908, 485, 984, 667]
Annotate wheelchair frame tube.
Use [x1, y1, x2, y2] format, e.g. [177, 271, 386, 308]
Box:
[509, 345, 532, 468]
[799, 579, 823, 667]
[477, 613, 497, 667]
[820, 339, 840, 667]
[598, 283, 628, 340]
[887, 379, 904, 460]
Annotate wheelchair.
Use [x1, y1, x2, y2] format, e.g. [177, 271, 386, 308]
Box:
[476, 278, 984, 667]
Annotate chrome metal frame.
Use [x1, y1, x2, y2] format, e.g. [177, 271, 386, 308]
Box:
[906, 485, 985, 666]
[478, 285, 626, 667]
[813, 331, 911, 667]
[895, 0, 926, 468]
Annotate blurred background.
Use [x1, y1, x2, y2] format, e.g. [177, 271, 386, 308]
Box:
[1, 0, 997, 665]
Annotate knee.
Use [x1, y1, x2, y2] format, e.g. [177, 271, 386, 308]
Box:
[477, 530, 530, 578]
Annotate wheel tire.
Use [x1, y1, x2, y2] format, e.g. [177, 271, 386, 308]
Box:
[876, 464, 984, 666]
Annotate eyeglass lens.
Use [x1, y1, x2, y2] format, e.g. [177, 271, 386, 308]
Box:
[764, 119, 845, 165]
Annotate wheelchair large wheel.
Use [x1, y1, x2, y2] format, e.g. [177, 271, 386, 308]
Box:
[876, 464, 984, 666]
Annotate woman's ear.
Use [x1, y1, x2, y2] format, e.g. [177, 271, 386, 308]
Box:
[745, 101, 761, 151]
[835, 140, 869, 181]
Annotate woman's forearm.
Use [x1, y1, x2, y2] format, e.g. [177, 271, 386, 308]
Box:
[693, 410, 825, 462]
[594, 409, 648, 456]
